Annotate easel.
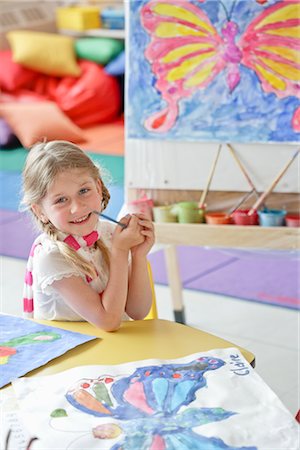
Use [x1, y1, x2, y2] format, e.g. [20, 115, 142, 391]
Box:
[127, 143, 299, 324]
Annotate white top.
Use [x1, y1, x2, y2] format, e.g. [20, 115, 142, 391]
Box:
[32, 220, 129, 321]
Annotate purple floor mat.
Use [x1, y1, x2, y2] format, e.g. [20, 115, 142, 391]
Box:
[149, 246, 300, 310]
[0, 210, 38, 259]
[148, 246, 237, 284]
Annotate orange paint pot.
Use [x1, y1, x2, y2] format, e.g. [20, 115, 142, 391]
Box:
[232, 209, 259, 226]
[205, 212, 232, 225]
[285, 213, 300, 228]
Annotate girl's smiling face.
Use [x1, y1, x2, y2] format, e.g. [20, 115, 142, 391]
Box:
[32, 168, 103, 236]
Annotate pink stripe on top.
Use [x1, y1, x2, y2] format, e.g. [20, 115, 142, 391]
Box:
[24, 269, 33, 286]
[64, 235, 81, 250]
[23, 298, 34, 313]
[83, 231, 98, 247]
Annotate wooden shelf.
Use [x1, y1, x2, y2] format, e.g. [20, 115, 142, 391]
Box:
[154, 223, 299, 251]
[59, 28, 125, 39]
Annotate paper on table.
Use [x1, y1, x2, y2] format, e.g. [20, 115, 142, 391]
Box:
[12, 348, 299, 450]
[0, 388, 33, 450]
[0, 314, 98, 388]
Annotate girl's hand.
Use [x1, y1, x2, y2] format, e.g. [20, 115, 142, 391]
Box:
[131, 213, 155, 258]
[112, 214, 144, 252]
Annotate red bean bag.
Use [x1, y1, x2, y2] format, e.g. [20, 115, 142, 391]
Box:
[53, 60, 121, 127]
[0, 50, 39, 92]
[30, 75, 61, 99]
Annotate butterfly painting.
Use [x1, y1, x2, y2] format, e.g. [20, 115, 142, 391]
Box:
[63, 356, 257, 449]
[127, 0, 300, 143]
[11, 349, 299, 449]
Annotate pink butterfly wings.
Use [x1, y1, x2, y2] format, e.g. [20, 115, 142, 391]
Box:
[141, 0, 226, 131]
[239, 1, 300, 99]
[140, 0, 300, 133]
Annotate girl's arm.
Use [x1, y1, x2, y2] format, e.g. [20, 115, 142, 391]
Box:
[51, 247, 130, 331]
[125, 214, 155, 319]
[125, 255, 153, 319]
[52, 215, 144, 331]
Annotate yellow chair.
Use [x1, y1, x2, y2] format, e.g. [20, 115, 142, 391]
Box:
[144, 261, 158, 320]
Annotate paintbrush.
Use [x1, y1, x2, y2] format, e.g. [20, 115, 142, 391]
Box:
[92, 211, 127, 228]
[227, 143, 262, 197]
[199, 144, 222, 208]
[248, 149, 300, 215]
[227, 143, 268, 210]
[227, 188, 255, 216]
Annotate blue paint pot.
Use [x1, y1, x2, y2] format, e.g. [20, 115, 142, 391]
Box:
[258, 209, 286, 227]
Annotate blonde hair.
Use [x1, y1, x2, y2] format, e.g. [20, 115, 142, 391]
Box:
[21, 140, 111, 278]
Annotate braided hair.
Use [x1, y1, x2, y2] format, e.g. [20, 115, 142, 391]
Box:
[21, 140, 111, 277]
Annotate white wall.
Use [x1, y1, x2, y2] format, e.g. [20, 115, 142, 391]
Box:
[126, 140, 299, 194]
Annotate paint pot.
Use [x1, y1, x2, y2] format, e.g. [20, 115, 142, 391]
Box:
[232, 209, 259, 226]
[171, 201, 205, 223]
[258, 209, 286, 227]
[285, 213, 300, 228]
[153, 205, 178, 223]
[205, 212, 232, 225]
[126, 196, 154, 219]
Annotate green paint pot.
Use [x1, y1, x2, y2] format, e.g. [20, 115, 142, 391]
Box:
[171, 201, 205, 223]
[153, 205, 178, 223]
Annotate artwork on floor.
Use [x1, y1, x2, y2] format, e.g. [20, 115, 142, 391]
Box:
[11, 349, 298, 449]
[0, 314, 97, 388]
[127, 0, 300, 143]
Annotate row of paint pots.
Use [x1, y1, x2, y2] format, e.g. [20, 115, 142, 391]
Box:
[206, 209, 298, 227]
[153, 202, 300, 227]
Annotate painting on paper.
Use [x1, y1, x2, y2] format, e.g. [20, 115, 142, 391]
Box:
[11, 349, 299, 449]
[127, 0, 300, 143]
[0, 314, 97, 388]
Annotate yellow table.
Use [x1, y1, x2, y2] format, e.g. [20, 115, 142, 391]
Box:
[27, 319, 255, 379]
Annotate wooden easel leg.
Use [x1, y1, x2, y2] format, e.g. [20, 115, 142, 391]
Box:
[164, 245, 185, 324]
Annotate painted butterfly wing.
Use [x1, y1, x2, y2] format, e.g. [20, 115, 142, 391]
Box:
[110, 432, 160, 450]
[65, 357, 224, 420]
[108, 397, 240, 450]
[111, 357, 224, 418]
[163, 430, 257, 450]
[110, 419, 256, 450]
[140, 0, 226, 131]
[239, 0, 300, 100]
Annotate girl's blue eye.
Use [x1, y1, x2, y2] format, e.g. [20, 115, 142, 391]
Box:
[55, 197, 66, 204]
[79, 188, 89, 195]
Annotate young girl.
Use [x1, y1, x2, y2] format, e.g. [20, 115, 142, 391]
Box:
[21, 140, 155, 331]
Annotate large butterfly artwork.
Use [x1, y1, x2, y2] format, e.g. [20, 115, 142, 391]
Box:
[127, 0, 300, 143]
[63, 356, 257, 450]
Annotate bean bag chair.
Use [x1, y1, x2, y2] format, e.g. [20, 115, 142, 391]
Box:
[53, 60, 121, 127]
[30, 75, 61, 100]
[0, 50, 39, 92]
[105, 50, 125, 76]
[75, 37, 124, 65]
[7, 31, 81, 77]
[0, 101, 85, 148]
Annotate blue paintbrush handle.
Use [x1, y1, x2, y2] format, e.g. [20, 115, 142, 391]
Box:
[92, 211, 127, 228]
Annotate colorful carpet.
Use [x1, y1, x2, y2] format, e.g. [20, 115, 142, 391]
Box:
[0, 148, 124, 184]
